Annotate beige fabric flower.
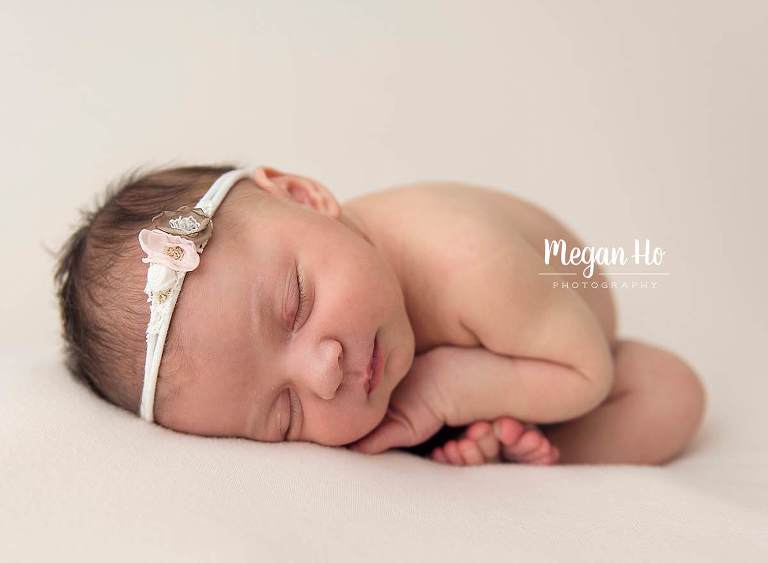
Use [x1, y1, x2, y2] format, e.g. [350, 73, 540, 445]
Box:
[150, 206, 213, 247]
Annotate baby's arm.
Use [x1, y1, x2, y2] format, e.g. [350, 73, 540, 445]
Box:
[426, 345, 605, 426]
[439, 233, 614, 425]
[350, 235, 615, 455]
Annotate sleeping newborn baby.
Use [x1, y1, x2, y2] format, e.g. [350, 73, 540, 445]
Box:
[55, 164, 706, 465]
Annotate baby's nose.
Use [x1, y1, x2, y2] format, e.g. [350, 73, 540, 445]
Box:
[310, 340, 344, 400]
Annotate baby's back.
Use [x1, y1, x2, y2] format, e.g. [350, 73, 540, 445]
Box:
[344, 181, 616, 353]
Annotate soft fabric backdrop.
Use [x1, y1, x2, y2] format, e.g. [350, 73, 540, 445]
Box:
[1, 1, 766, 561]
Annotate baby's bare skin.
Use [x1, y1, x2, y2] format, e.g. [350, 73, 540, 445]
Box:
[345, 181, 706, 464]
[155, 167, 705, 464]
[432, 418, 560, 466]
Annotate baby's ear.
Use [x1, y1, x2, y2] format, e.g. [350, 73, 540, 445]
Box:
[251, 166, 340, 218]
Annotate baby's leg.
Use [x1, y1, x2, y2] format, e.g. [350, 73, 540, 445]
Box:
[540, 339, 706, 464]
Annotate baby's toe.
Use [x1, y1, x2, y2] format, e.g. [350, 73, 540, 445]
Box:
[521, 440, 552, 463]
[529, 446, 560, 465]
[465, 420, 493, 441]
[458, 421, 500, 462]
[493, 417, 525, 446]
[458, 439, 485, 465]
[474, 430, 502, 461]
[430, 447, 448, 464]
[502, 429, 543, 460]
[517, 430, 545, 454]
[442, 440, 465, 465]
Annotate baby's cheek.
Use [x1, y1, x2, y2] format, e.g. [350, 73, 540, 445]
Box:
[348, 406, 388, 446]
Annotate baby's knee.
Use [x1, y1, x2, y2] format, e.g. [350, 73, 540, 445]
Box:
[615, 339, 707, 461]
[656, 351, 707, 463]
[666, 353, 707, 441]
[618, 340, 706, 418]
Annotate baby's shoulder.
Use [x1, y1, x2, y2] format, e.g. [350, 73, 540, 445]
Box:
[346, 179, 526, 239]
[345, 180, 543, 269]
[344, 181, 544, 352]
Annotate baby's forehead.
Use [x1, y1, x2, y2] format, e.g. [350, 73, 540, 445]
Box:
[217, 182, 284, 227]
[168, 212, 283, 339]
[216, 192, 332, 260]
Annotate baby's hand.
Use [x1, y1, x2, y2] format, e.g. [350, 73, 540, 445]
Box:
[429, 417, 560, 466]
[348, 351, 451, 455]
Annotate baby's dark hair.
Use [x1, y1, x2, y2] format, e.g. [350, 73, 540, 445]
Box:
[54, 162, 243, 415]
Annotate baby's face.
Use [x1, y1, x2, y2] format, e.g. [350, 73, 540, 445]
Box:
[154, 176, 414, 446]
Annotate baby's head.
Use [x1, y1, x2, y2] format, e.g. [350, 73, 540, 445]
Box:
[55, 164, 414, 446]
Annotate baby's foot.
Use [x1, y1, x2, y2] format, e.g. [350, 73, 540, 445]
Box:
[493, 417, 559, 465]
[429, 417, 559, 465]
[429, 420, 502, 465]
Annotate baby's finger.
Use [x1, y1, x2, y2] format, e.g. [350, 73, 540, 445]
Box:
[442, 440, 465, 465]
[458, 439, 485, 465]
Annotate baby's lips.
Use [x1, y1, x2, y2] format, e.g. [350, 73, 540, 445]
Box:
[138, 228, 200, 272]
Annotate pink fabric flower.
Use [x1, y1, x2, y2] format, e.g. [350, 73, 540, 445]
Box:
[138, 229, 200, 272]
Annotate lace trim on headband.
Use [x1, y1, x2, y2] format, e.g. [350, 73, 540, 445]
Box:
[138, 205, 213, 338]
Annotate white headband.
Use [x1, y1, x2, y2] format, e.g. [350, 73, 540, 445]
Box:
[137, 167, 256, 422]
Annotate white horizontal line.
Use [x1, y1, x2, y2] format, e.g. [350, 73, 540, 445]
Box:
[598, 272, 671, 276]
[537, 272, 577, 276]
